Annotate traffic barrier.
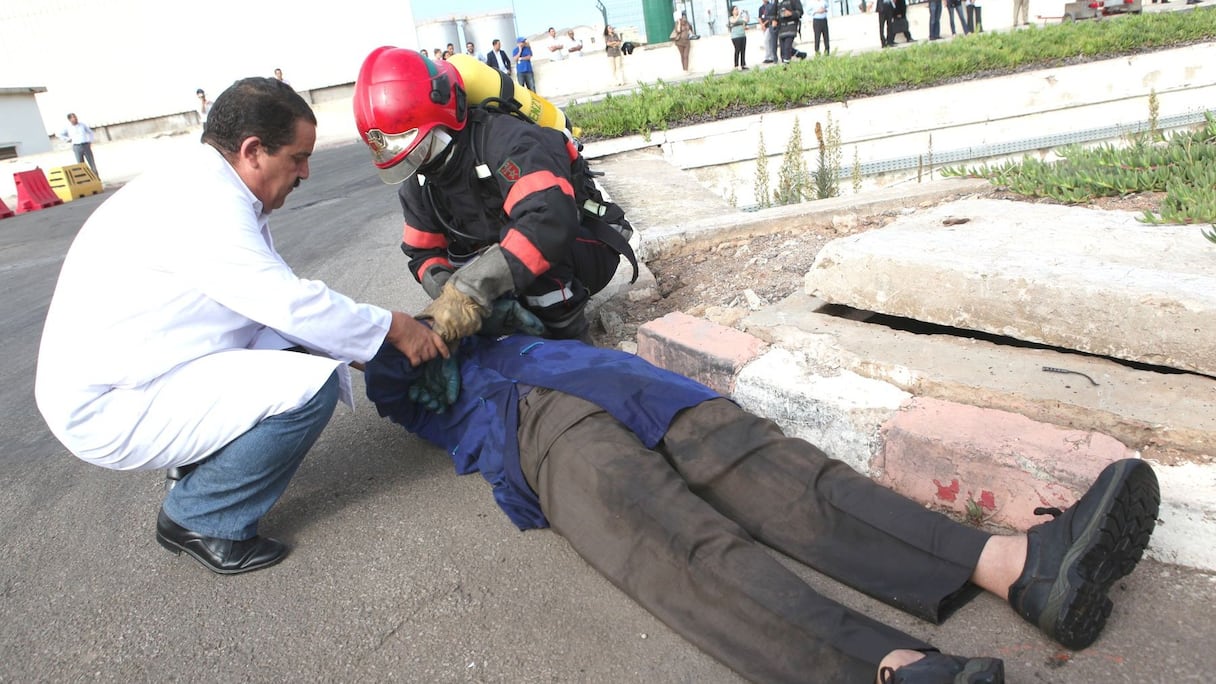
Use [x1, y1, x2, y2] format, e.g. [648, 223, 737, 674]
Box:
[14, 168, 64, 214]
[0, 197, 13, 219]
[47, 163, 103, 202]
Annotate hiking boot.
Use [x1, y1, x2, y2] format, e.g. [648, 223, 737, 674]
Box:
[1008, 458, 1159, 650]
[879, 653, 1005, 683]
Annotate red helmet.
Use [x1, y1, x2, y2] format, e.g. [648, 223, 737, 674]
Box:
[354, 46, 467, 184]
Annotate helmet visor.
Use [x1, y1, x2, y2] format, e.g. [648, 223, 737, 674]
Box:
[365, 127, 427, 184]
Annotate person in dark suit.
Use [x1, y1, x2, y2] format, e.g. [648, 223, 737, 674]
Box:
[485, 38, 512, 76]
[878, 0, 896, 47]
[893, 0, 915, 42]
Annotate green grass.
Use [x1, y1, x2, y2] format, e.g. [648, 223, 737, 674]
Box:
[567, 9, 1216, 141]
[943, 113, 1216, 225]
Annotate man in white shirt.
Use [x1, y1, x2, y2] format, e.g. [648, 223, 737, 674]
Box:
[35, 77, 447, 575]
[563, 30, 584, 57]
[545, 26, 566, 60]
[58, 112, 98, 178]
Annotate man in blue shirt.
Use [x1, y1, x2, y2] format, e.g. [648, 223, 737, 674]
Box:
[512, 36, 535, 91]
[365, 331, 1160, 684]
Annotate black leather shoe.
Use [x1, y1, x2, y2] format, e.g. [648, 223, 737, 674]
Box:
[879, 653, 1005, 683]
[156, 509, 288, 575]
[1008, 459, 1159, 650]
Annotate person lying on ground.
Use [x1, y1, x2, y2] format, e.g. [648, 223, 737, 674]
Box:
[363, 318, 1160, 684]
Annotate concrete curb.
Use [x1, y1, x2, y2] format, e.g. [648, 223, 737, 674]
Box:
[637, 311, 1216, 572]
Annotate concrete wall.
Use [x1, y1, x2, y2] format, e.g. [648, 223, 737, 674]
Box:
[0, 92, 53, 156]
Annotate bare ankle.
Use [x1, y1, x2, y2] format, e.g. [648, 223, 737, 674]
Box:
[876, 649, 925, 683]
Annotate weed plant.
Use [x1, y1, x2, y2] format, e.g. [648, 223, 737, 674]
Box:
[943, 113, 1216, 225]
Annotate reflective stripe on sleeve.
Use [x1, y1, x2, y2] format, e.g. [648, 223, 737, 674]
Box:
[501, 228, 551, 276]
[524, 284, 575, 308]
[415, 256, 452, 282]
[402, 222, 448, 249]
[502, 170, 574, 216]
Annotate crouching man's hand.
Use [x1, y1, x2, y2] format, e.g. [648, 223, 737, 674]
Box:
[386, 311, 450, 366]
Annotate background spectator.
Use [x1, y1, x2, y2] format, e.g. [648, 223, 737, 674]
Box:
[673, 12, 694, 71]
[729, 6, 749, 70]
[196, 89, 212, 126]
[604, 25, 626, 85]
[58, 112, 98, 178]
[513, 36, 536, 91]
[486, 38, 512, 76]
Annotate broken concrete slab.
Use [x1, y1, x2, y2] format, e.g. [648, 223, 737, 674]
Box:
[743, 291, 1216, 461]
[804, 199, 1216, 377]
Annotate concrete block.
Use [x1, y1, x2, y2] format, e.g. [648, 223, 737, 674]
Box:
[1146, 461, 1216, 571]
[732, 348, 910, 475]
[806, 199, 1216, 376]
[637, 312, 767, 395]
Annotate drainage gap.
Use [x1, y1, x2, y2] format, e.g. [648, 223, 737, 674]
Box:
[815, 302, 1192, 377]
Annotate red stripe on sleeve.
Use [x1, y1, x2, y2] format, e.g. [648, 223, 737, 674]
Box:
[415, 256, 452, 281]
[502, 170, 574, 216]
[501, 229, 551, 276]
[402, 222, 448, 249]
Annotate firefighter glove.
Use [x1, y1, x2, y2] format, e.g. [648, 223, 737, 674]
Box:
[478, 298, 547, 338]
[420, 281, 488, 343]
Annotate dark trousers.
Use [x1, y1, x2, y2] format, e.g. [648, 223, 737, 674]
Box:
[928, 0, 943, 38]
[518, 393, 991, 683]
[813, 17, 830, 53]
[778, 33, 797, 62]
[73, 143, 98, 178]
[516, 70, 535, 92]
[731, 36, 747, 67]
[966, 4, 983, 31]
[519, 220, 621, 339]
[947, 1, 971, 33]
[878, 4, 895, 45]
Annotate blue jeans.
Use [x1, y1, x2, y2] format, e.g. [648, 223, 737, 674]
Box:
[517, 70, 535, 92]
[928, 0, 943, 38]
[161, 371, 339, 539]
[947, 1, 971, 33]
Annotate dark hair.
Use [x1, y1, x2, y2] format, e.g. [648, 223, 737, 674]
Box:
[201, 77, 316, 155]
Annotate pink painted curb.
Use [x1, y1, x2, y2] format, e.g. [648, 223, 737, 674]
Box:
[876, 397, 1137, 531]
[637, 312, 767, 395]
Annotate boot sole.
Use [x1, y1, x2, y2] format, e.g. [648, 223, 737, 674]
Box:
[1046, 459, 1160, 649]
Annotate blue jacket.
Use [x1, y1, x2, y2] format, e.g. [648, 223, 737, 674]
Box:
[364, 335, 720, 530]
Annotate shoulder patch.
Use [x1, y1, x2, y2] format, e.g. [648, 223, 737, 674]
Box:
[497, 159, 521, 182]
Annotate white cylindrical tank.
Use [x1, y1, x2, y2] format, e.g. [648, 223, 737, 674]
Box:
[461, 11, 517, 54]
[416, 16, 461, 55]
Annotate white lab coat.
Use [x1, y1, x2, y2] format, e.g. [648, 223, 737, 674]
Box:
[35, 144, 391, 471]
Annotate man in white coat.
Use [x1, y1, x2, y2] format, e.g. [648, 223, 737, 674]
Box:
[35, 77, 448, 575]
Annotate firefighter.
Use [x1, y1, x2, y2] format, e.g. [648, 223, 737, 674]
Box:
[353, 46, 635, 343]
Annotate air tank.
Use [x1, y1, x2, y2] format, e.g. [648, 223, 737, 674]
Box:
[447, 54, 580, 138]
[416, 16, 461, 55]
[461, 11, 516, 54]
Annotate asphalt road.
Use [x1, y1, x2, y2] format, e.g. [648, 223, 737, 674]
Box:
[2, 141, 1213, 683]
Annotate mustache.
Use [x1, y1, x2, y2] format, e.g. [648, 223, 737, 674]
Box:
[293, 177, 302, 189]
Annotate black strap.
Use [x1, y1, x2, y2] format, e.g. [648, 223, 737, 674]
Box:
[583, 216, 638, 284]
